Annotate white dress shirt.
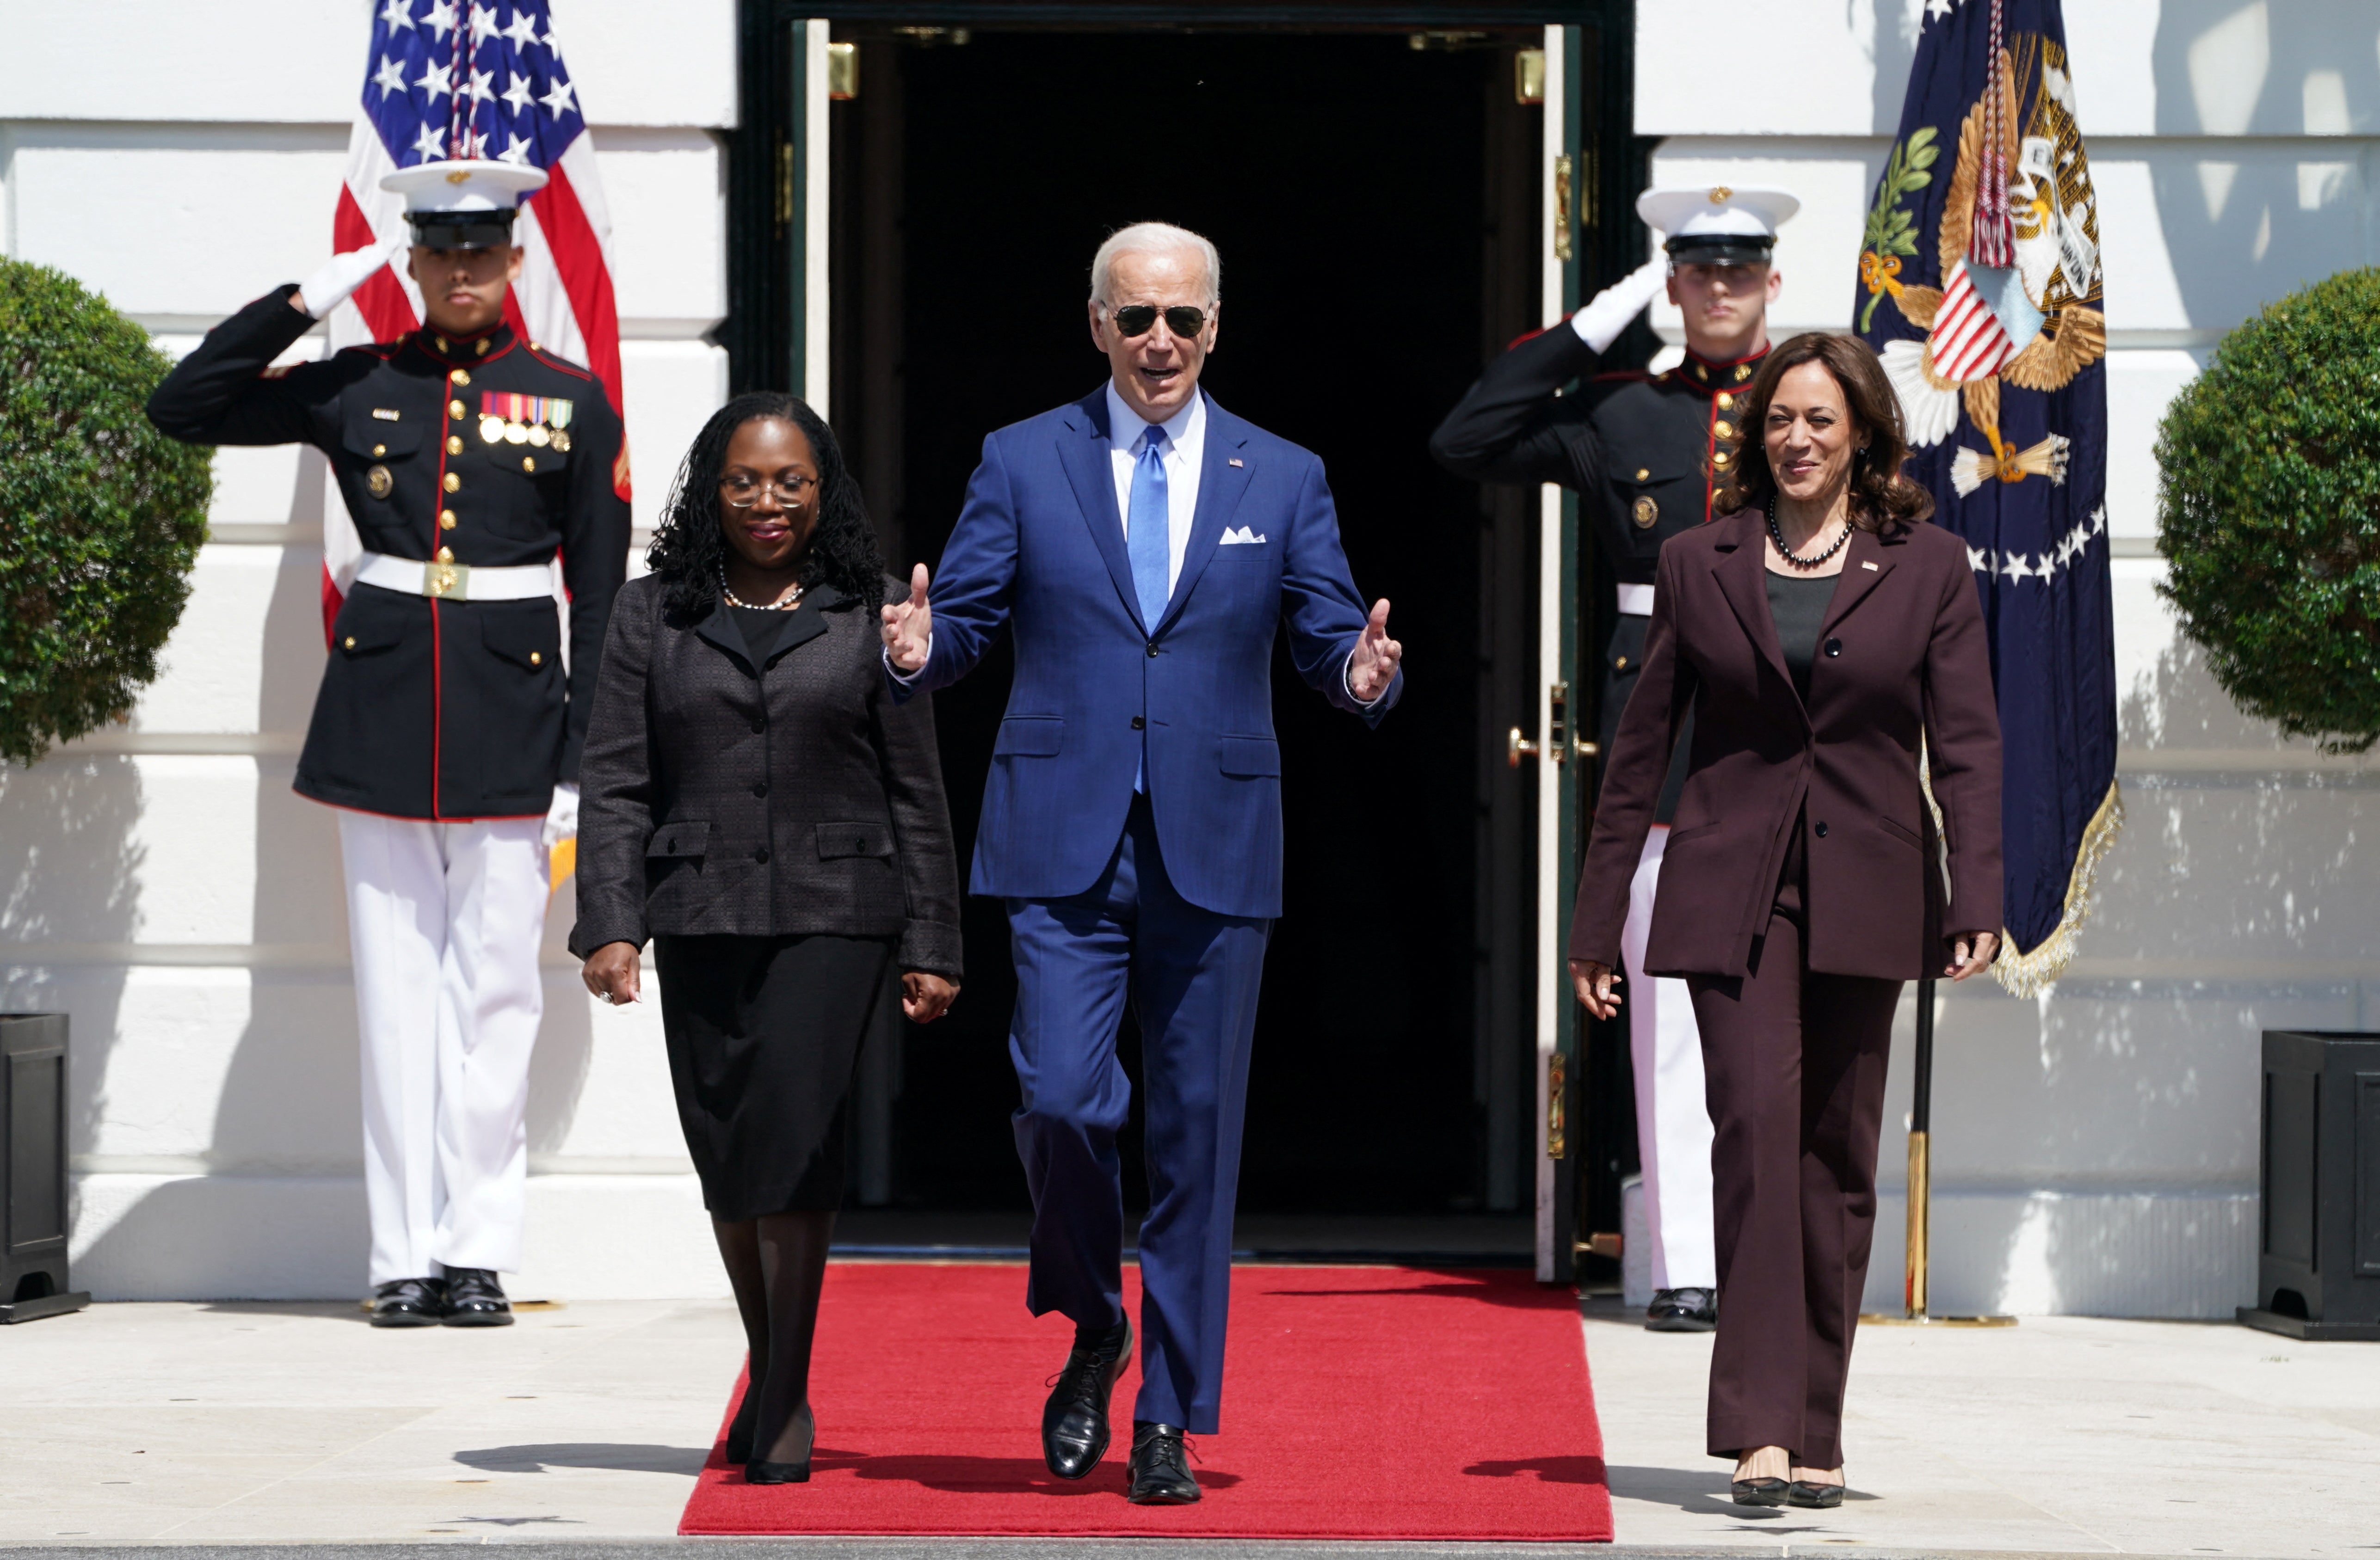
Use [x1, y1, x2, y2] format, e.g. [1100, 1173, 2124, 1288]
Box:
[1105, 380, 1204, 597]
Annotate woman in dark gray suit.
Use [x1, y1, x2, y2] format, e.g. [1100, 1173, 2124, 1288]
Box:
[573, 392, 961, 1485]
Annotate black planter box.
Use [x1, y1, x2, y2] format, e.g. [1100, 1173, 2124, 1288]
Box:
[2240, 1029, 2380, 1341]
[0, 1013, 88, 1323]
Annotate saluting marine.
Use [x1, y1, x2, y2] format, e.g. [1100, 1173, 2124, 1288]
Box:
[148, 160, 630, 1327]
[1430, 183, 1800, 1335]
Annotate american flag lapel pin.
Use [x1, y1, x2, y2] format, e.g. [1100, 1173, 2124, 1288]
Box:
[1862, 560, 1879, 571]
[1228, 457, 1243, 467]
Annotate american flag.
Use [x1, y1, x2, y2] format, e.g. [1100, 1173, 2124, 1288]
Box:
[320, 0, 626, 622]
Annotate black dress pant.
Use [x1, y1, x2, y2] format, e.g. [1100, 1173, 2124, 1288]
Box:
[1688, 865, 1902, 1468]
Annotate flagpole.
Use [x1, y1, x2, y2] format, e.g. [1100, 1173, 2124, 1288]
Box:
[1862, 976, 2013, 1328]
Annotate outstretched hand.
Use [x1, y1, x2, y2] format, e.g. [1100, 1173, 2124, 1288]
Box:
[1347, 598, 1402, 704]
[882, 563, 932, 672]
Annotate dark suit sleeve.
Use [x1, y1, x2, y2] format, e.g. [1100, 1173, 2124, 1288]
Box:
[558, 388, 634, 784]
[1920, 549, 2004, 939]
[1427, 322, 1606, 491]
[896, 432, 1018, 702]
[567, 581, 658, 958]
[869, 583, 964, 979]
[1568, 539, 1697, 966]
[1280, 452, 1399, 722]
[145, 286, 345, 450]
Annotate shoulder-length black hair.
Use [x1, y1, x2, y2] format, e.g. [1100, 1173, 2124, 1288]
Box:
[645, 391, 884, 619]
[1713, 332, 1934, 532]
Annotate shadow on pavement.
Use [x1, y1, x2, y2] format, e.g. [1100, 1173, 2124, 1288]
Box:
[454, 1443, 709, 1475]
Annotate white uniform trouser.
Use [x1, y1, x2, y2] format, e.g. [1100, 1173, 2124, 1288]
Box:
[1620, 824, 1718, 1291]
[338, 811, 548, 1286]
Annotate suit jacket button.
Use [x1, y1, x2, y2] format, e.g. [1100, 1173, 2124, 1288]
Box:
[752, 847, 770, 864]
[1130, 716, 1146, 730]
[750, 719, 765, 734]
[752, 781, 768, 798]
[1146, 642, 1159, 657]
[1825, 637, 1842, 657]
[1815, 821, 1830, 838]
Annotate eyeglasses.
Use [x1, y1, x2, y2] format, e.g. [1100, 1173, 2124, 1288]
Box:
[1110, 304, 1210, 339]
[719, 473, 817, 507]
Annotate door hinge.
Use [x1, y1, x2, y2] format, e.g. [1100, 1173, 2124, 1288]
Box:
[774, 136, 792, 231]
[1546, 1049, 1567, 1159]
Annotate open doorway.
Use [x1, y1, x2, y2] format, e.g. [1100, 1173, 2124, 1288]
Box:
[733, 20, 1582, 1232]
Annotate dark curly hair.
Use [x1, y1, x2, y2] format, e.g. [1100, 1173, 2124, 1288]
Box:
[645, 392, 884, 619]
[1713, 332, 1934, 532]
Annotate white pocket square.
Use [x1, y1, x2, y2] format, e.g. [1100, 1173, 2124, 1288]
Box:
[1220, 526, 1266, 545]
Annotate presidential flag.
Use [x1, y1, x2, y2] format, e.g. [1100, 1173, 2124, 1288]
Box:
[319, 0, 627, 629]
[1855, 0, 2119, 995]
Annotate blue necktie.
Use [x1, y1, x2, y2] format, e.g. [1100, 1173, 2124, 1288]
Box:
[1128, 424, 1171, 628]
[1128, 424, 1168, 794]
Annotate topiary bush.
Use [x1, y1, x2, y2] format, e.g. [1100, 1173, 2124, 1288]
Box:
[0, 258, 213, 766]
[2156, 268, 2380, 754]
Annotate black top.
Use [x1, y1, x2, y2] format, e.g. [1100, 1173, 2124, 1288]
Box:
[730, 602, 797, 666]
[145, 286, 630, 821]
[1764, 569, 1842, 703]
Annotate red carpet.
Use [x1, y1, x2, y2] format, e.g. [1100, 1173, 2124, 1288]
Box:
[678, 1262, 1611, 1541]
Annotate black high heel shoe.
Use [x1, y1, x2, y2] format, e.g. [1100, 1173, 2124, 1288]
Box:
[1788, 1474, 1845, 1509]
[1731, 1476, 1789, 1507]
[723, 1387, 759, 1465]
[745, 1406, 814, 1485]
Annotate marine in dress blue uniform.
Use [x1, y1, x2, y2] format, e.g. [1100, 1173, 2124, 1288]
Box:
[147, 161, 629, 1326]
[1430, 184, 1799, 1333]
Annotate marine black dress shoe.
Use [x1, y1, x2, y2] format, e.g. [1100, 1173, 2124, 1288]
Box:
[1127, 1421, 1200, 1505]
[369, 1277, 447, 1327]
[1646, 1287, 1717, 1332]
[1042, 1317, 1131, 1480]
[440, 1267, 515, 1327]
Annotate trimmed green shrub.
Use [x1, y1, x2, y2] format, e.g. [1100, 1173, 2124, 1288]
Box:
[2156, 268, 2380, 754]
[0, 258, 213, 766]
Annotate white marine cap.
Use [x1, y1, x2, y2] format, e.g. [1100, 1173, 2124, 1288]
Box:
[1635, 184, 1800, 265]
[380, 160, 548, 248]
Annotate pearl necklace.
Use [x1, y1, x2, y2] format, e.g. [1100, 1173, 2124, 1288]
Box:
[721, 574, 805, 611]
[1766, 496, 1850, 570]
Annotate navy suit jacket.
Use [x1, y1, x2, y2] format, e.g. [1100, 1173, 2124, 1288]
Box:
[895, 386, 1401, 919]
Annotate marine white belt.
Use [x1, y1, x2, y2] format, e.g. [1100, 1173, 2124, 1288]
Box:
[1616, 583, 1656, 617]
[353, 551, 554, 603]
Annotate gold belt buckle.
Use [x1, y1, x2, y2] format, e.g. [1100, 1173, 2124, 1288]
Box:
[423, 560, 471, 600]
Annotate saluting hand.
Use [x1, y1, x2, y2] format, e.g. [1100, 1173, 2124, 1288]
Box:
[1347, 598, 1402, 704]
[882, 563, 933, 673]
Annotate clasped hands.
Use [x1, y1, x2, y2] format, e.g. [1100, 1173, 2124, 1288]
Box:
[879, 562, 1403, 700]
[580, 942, 958, 1023]
[1568, 931, 2001, 1019]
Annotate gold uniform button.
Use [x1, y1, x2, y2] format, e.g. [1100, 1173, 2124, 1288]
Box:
[450, 369, 471, 387]
[434, 335, 450, 353]
[446, 436, 464, 455]
[1712, 450, 1732, 467]
[439, 508, 457, 528]
[1734, 363, 1752, 382]
[371, 443, 387, 457]
[1717, 393, 1735, 410]
[529, 651, 543, 666]
[1714, 420, 1735, 438]
[522, 456, 536, 472]
[343, 636, 357, 650]
[1635, 467, 1650, 481]
[448, 399, 467, 419]
[443, 472, 461, 492]
[437, 547, 455, 563]
[475, 338, 490, 356]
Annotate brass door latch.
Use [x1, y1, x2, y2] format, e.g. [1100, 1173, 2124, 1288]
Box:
[1546, 1050, 1566, 1159]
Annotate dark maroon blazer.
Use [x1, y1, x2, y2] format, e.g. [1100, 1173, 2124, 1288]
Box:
[1570, 507, 2003, 982]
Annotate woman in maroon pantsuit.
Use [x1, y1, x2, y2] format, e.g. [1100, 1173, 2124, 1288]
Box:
[1568, 333, 2002, 1508]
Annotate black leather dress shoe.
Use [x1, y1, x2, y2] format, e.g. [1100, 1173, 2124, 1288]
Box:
[1646, 1287, 1718, 1332]
[440, 1267, 515, 1327]
[369, 1277, 446, 1327]
[1731, 1476, 1789, 1507]
[1042, 1317, 1131, 1480]
[1127, 1421, 1200, 1505]
[1788, 1476, 1845, 1508]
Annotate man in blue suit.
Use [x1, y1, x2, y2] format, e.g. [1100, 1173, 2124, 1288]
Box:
[883, 222, 1402, 1504]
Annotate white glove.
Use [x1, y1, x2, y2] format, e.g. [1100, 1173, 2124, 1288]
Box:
[1568, 258, 1668, 354]
[297, 230, 408, 320]
[541, 782, 580, 853]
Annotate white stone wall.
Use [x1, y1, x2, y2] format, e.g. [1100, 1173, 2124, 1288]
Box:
[0, 0, 738, 1300]
[1642, 0, 2380, 1318]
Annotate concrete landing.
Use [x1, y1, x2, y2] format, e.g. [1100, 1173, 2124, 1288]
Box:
[0, 1287, 2369, 1554]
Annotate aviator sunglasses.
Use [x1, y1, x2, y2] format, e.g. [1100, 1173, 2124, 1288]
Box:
[1110, 303, 1210, 339]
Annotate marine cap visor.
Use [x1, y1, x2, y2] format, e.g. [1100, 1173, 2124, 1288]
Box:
[1664, 231, 1776, 266]
[406, 208, 518, 251]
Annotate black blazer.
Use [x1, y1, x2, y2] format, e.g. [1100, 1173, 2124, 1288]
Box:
[569, 574, 962, 977]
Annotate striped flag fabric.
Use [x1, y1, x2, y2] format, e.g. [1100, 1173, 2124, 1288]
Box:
[319, 0, 626, 630]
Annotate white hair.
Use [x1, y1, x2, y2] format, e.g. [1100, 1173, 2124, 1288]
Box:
[1089, 222, 1221, 306]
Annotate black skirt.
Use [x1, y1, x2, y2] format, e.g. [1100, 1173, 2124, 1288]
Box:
[652, 932, 895, 1220]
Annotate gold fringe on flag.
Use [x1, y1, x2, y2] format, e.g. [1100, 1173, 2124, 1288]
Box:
[1992, 778, 2125, 996]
